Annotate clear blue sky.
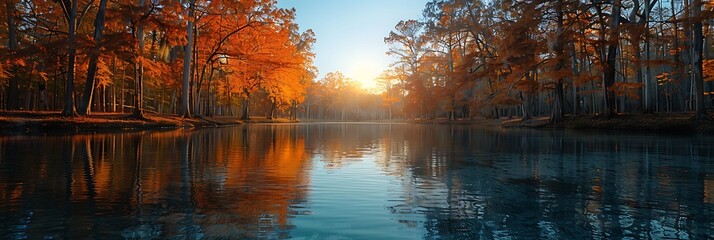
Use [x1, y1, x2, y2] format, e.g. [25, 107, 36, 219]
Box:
[277, 0, 429, 89]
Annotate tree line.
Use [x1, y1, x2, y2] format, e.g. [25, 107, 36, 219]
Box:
[0, 0, 315, 120]
[370, 0, 714, 122]
[5, 0, 714, 122]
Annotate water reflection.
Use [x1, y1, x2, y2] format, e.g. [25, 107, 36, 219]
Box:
[370, 126, 714, 239]
[1, 124, 714, 239]
[0, 127, 312, 239]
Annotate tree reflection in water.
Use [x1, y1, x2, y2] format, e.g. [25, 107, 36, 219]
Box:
[370, 126, 714, 239]
[1, 124, 714, 239]
[0, 126, 312, 239]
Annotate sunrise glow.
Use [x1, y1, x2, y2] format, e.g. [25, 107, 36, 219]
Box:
[346, 58, 380, 92]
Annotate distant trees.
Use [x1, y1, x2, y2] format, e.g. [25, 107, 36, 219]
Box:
[307, 72, 354, 120]
[300, 71, 386, 121]
[377, 0, 714, 121]
[0, 0, 315, 119]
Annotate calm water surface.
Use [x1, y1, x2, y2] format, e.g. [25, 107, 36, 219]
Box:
[1, 123, 713, 239]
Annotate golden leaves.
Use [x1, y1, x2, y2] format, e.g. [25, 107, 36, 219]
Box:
[704, 59, 714, 82]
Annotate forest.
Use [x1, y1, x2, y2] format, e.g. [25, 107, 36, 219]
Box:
[311, 0, 714, 122]
[0, 0, 315, 120]
[2, 0, 714, 123]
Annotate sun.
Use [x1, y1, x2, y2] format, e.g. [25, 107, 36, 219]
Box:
[346, 58, 380, 92]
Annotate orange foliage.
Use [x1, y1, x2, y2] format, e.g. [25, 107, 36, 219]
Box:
[704, 59, 714, 82]
[612, 82, 644, 99]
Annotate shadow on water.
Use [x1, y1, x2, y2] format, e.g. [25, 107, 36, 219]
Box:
[1, 124, 713, 239]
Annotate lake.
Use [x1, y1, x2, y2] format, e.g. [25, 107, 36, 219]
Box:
[1, 123, 713, 239]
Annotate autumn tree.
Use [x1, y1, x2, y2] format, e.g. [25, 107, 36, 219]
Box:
[549, 0, 569, 123]
[76, 0, 108, 115]
[191, 0, 267, 116]
[385, 20, 431, 119]
[60, 0, 88, 116]
[377, 0, 714, 122]
[423, 0, 470, 121]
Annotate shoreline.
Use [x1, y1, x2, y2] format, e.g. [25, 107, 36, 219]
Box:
[2, 111, 712, 135]
[0, 111, 297, 134]
[298, 117, 504, 127]
[501, 113, 714, 134]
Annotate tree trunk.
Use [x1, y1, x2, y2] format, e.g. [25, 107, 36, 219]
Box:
[132, 0, 146, 119]
[110, 83, 115, 112]
[181, 0, 195, 118]
[692, 0, 709, 119]
[62, 0, 79, 117]
[4, 0, 19, 110]
[191, 26, 200, 115]
[447, 43, 456, 122]
[292, 101, 298, 120]
[241, 92, 250, 120]
[269, 100, 276, 120]
[205, 67, 214, 116]
[570, 42, 580, 115]
[388, 104, 392, 120]
[550, 0, 565, 123]
[120, 74, 125, 112]
[100, 85, 106, 112]
[683, 0, 693, 112]
[603, 0, 622, 119]
[78, 0, 108, 115]
[169, 90, 176, 114]
[521, 92, 531, 121]
[643, 0, 657, 113]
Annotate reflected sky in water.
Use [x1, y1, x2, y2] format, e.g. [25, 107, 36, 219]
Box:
[1, 124, 714, 239]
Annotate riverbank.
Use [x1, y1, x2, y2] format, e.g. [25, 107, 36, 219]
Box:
[5, 111, 709, 134]
[297, 117, 504, 127]
[406, 117, 503, 127]
[501, 113, 714, 134]
[0, 111, 296, 133]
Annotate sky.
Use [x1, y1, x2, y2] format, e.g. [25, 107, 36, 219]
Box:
[277, 0, 429, 90]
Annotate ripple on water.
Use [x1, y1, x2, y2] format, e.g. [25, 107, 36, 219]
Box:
[2, 125, 714, 239]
